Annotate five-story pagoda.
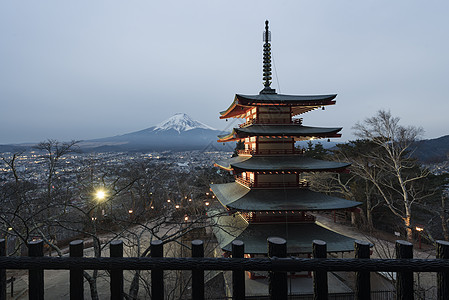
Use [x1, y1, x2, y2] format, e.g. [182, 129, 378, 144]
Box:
[210, 21, 361, 270]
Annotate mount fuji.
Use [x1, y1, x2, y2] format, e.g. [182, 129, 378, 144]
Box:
[80, 113, 231, 152]
[153, 113, 216, 133]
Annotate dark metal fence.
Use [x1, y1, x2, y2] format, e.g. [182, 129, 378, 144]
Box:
[1, 237, 449, 300]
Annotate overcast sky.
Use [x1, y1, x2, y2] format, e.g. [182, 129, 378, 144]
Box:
[1, 1, 448, 144]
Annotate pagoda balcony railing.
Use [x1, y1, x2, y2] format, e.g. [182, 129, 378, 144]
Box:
[256, 180, 310, 189]
[238, 118, 257, 128]
[2, 238, 449, 300]
[240, 212, 316, 223]
[237, 149, 305, 156]
[235, 177, 309, 189]
[238, 118, 303, 128]
[235, 177, 255, 187]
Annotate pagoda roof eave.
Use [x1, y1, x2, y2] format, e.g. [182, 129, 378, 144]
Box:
[235, 93, 337, 105]
[215, 155, 350, 173]
[217, 125, 342, 142]
[210, 182, 361, 212]
[220, 93, 337, 119]
[209, 210, 356, 254]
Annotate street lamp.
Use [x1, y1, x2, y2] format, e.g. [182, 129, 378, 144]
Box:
[95, 190, 106, 201]
[416, 226, 424, 249]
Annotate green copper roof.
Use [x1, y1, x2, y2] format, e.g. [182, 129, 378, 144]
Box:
[215, 155, 350, 172]
[218, 125, 342, 141]
[210, 211, 355, 254]
[210, 182, 361, 211]
[235, 94, 337, 104]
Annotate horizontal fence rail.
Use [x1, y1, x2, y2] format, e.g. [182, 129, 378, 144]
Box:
[3, 256, 449, 272]
[1, 238, 449, 300]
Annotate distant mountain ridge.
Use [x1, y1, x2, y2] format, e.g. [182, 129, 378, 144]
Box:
[0, 115, 447, 158]
[414, 135, 449, 163]
[79, 113, 231, 152]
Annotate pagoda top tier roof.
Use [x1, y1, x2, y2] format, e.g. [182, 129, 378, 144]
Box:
[215, 155, 350, 173]
[211, 210, 356, 254]
[220, 93, 337, 119]
[218, 124, 342, 142]
[210, 182, 361, 212]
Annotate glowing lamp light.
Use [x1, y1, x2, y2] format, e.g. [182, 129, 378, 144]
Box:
[416, 226, 424, 249]
[96, 190, 106, 201]
[128, 209, 133, 214]
[167, 199, 171, 203]
[188, 198, 192, 202]
[184, 216, 189, 221]
[175, 205, 180, 209]
[205, 192, 209, 196]
[151, 206, 154, 209]
[205, 202, 210, 206]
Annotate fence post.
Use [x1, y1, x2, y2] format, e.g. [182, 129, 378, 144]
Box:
[192, 240, 204, 300]
[354, 240, 371, 300]
[268, 237, 287, 300]
[313, 240, 327, 300]
[395, 240, 413, 300]
[28, 240, 44, 300]
[69, 240, 84, 300]
[437, 240, 449, 300]
[110, 240, 123, 300]
[0, 239, 5, 300]
[151, 240, 164, 300]
[232, 240, 245, 300]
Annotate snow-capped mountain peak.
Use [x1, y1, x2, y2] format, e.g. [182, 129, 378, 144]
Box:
[153, 113, 216, 133]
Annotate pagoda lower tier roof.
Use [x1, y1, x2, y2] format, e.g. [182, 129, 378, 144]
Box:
[220, 94, 337, 119]
[210, 182, 361, 211]
[215, 155, 350, 173]
[217, 125, 342, 142]
[210, 211, 355, 254]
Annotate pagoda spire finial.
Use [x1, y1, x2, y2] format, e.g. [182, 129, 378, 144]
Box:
[260, 20, 276, 94]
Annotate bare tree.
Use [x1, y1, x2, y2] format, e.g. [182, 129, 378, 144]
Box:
[353, 110, 429, 241]
[34, 139, 80, 202]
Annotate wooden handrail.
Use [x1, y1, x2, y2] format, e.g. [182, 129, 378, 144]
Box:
[238, 118, 303, 127]
[235, 177, 309, 189]
[238, 149, 305, 155]
[1, 239, 449, 299]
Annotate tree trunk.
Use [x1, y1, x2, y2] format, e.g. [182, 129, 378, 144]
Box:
[440, 196, 449, 241]
[128, 271, 140, 299]
[405, 215, 413, 242]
